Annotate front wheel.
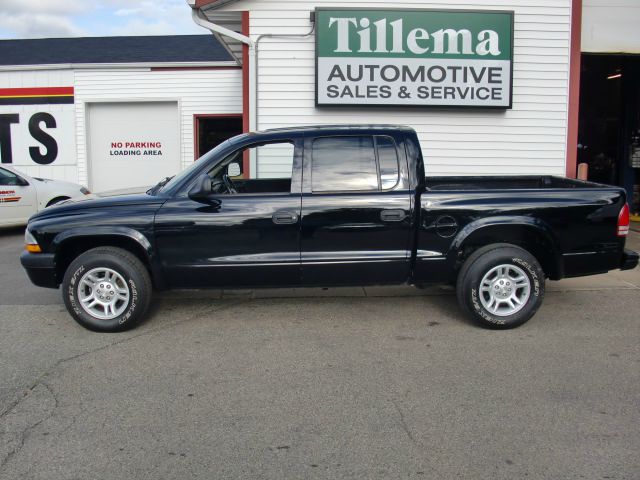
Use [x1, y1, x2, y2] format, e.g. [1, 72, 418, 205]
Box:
[62, 247, 152, 332]
[456, 244, 545, 329]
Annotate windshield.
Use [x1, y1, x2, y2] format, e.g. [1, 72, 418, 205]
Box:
[152, 139, 234, 195]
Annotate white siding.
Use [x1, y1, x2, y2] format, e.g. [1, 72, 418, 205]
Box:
[582, 0, 640, 53]
[73, 68, 242, 185]
[0, 69, 73, 89]
[213, 0, 572, 176]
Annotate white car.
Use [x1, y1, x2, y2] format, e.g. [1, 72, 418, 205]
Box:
[0, 165, 90, 228]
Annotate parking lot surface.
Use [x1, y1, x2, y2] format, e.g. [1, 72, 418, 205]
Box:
[1, 227, 639, 479]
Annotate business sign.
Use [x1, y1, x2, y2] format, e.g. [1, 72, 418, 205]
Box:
[0, 87, 76, 167]
[316, 9, 514, 108]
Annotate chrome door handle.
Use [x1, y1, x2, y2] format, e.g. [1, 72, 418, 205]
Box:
[272, 210, 299, 225]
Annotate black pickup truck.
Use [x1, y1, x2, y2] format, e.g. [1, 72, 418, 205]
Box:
[21, 125, 638, 332]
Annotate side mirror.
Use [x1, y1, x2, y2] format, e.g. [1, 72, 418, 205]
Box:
[227, 162, 241, 177]
[188, 173, 218, 205]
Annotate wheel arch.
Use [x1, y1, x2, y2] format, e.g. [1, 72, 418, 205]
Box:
[52, 228, 157, 285]
[45, 196, 71, 208]
[449, 217, 563, 280]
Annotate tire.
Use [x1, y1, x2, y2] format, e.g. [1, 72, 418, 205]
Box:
[62, 247, 152, 332]
[456, 243, 545, 329]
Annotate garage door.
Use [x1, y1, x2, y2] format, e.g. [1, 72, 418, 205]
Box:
[87, 102, 180, 192]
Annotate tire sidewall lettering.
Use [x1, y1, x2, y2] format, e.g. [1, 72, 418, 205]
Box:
[471, 287, 506, 325]
[511, 257, 540, 297]
[119, 279, 138, 325]
[68, 265, 85, 316]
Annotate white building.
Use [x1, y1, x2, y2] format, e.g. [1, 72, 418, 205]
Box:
[1, 1, 639, 214]
[192, 0, 574, 179]
[0, 35, 242, 191]
[186, 0, 639, 213]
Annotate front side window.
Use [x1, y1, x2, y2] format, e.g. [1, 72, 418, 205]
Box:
[311, 136, 378, 192]
[207, 141, 295, 195]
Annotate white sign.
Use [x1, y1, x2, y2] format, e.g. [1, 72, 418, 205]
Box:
[0, 106, 76, 167]
[316, 9, 514, 108]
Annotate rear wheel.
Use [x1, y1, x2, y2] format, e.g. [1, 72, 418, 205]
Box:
[62, 247, 152, 332]
[456, 244, 545, 329]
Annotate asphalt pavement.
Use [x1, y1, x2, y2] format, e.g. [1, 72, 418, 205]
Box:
[1, 227, 639, 479]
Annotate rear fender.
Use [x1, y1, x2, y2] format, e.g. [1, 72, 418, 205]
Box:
[449, 216, 563, 279]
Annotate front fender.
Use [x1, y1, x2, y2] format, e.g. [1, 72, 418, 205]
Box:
[33, 181, 81, 210]
[52, 226, 154, 259]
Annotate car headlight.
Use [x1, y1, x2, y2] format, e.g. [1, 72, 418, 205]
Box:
[80, 187, 91, 195]
[24, 229, 42, 253]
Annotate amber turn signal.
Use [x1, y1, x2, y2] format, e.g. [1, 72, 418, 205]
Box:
[25, 244, 42, 253]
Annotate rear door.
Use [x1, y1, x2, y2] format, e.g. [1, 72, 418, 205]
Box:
[300, 134, 413, 286]
[0, 167, 36, 226]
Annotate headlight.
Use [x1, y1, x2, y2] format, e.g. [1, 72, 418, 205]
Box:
[24, 229, 42, 253]
[80, 187, 91, 195]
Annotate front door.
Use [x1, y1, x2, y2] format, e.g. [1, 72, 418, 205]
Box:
[0, 167, 37, 226]
[300, 134, 413, 286]
[155, 139, 303, 288]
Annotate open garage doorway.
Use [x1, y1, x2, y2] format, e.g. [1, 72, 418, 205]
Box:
[194, 115, 243, 159]
[578, 55, 640, 216]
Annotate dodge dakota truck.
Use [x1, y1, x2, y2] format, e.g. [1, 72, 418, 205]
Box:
[20, 125, 638, 332]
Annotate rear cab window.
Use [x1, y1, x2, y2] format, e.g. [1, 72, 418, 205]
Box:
[310, 135, 400, 193]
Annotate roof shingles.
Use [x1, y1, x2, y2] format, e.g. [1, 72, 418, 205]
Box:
[0, 35, 233, 66]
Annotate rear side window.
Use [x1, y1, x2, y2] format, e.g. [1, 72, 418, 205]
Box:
[312, 136, 378, 192]
[311, 135, 401, 192]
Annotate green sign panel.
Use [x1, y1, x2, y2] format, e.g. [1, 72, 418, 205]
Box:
[315, 8, 514, 108]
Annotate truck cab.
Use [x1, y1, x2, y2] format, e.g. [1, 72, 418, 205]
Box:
[155, 126, 416, 289]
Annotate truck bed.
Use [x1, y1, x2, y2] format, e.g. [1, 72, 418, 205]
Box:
[425, 175, 604, 191]
[416, 173, 627, 286]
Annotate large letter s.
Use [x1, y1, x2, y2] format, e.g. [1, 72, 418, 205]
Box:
[29, 112, 58, 165]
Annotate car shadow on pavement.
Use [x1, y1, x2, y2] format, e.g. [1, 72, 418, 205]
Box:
[144, 290, 476, 333]
[0, 226, 25, 237]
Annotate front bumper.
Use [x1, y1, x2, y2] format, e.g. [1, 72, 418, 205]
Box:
[20, 251, 58, 288]
[621, 249, 639, 271]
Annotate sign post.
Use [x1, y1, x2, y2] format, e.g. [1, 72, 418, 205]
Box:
[316, 9, 514, 108]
